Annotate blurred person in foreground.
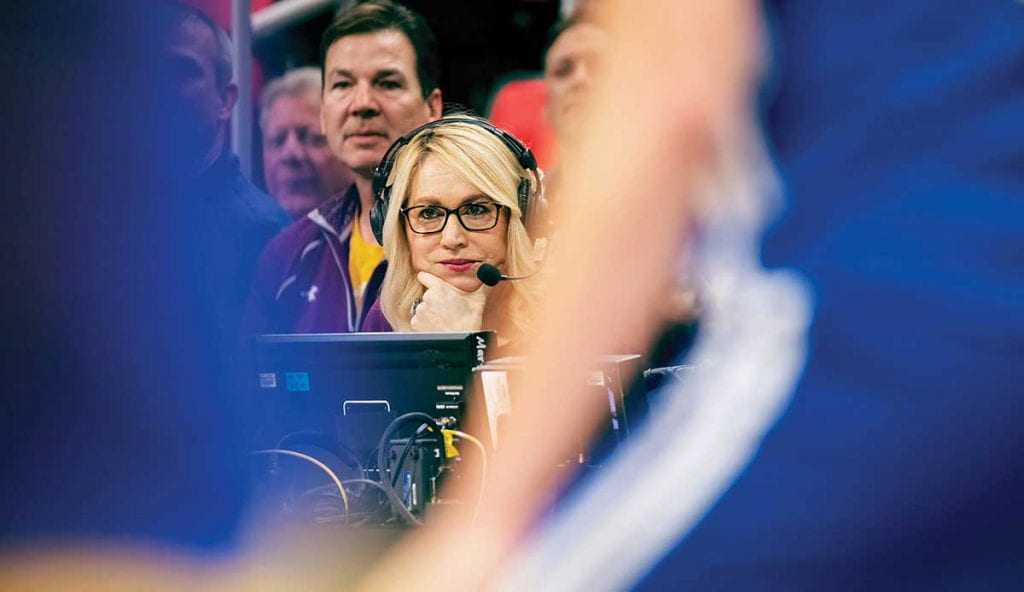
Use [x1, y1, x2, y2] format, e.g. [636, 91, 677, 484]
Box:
[0, 2, 414, 588]
[4, 0, 1020, 589]
[546, 10, 700, 367]
[363, 0, 1024, 590]
[260, 67, 353, 219]
[248, 0, 442, 334]
[361, 115, 542, 350]
[0, 0, 261, 585]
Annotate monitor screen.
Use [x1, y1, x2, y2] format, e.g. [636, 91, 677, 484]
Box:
[249, 332, 495, 458]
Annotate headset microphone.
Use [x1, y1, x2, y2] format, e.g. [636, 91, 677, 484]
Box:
[477, 264, 504, 287]
[477, 264, 543, 287]
[477, 232, 553, 286]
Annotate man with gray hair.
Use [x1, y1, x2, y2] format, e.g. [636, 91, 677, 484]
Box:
[260, 67, 353, 219]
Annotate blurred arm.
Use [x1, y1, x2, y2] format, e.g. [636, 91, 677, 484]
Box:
[485, 0, 760, 536]
[363, 0, 761, 587]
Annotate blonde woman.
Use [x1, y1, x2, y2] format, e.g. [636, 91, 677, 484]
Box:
[361, 115, 543, 349]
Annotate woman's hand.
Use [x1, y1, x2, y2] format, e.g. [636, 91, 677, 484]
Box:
[410, 271, 492, 332]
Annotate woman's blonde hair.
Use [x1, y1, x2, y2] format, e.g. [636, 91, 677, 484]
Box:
[378, 115, 541, 336]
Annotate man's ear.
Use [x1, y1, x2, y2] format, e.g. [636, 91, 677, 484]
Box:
[218, 82, 239, 121]
[425, 88, 442, 119]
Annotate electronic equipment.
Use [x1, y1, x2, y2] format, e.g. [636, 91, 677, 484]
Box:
[469, 355, 646, 463]
[250, 336, 655, 526]
[385, 433, 444, 516]
[250, 332, 494, 460]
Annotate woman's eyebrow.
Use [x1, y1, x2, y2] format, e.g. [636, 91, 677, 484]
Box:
[405, 196, 442, 206]
[406, 193, 491, 206]
[458, 194, 492, 205]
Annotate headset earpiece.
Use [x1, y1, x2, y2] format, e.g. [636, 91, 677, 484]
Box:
[369, 184, 390, 245]
[517, 177, 531, 225]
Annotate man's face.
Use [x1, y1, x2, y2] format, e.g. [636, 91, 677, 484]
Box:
[321, 30, 442, 177]
[544, 23, 609, 138]
[161, 19, 236, 169]
[263, 93, 352, 218]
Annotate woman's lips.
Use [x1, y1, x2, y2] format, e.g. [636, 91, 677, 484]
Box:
[440, 259, 477, 273]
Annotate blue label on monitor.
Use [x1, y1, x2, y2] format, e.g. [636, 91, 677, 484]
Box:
[285, 372, 310, 392]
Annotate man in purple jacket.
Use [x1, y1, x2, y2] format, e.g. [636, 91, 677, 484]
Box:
[248, 0, 441, 333]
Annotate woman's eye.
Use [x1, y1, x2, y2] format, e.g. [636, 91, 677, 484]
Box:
[418, 207, 445, 220]
[462, 203, 493, 217]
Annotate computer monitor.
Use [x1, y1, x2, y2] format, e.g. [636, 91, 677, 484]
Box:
[249, 332, 495, 459]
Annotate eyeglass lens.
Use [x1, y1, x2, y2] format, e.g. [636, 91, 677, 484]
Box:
[405, 202, 500, 233]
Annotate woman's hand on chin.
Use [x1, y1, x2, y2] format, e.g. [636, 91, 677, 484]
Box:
[411, 271, 491, 332]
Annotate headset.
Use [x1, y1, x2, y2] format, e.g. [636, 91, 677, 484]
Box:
[369, 117, 541, 245]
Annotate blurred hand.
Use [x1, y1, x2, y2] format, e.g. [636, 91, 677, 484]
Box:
[411, 271, 491, 332]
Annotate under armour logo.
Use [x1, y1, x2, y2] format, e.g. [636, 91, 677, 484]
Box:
[301, 285, 319, 303]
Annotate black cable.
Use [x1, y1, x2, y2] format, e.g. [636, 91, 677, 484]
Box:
[269, 415, 447, 527]
[282, 415, 443, 527]
[376, 412, 442, 525]
[385, 417, 445, 493]
[390, 423, 430, 488]
[377, 413, 441, 486]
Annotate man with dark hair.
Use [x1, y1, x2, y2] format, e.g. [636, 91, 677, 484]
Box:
[249, 0, 442, 333]
[159, 1, 289, 342]
[318, 0, 442, 103]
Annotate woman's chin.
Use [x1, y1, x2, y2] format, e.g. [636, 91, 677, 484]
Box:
[448, 277, 482, 293]
[428, 266, 487, 292]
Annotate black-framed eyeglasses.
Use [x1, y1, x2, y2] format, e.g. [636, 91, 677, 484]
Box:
[400, 201, 506, 234]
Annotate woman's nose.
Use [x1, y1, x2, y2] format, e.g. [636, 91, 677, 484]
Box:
[439, 214, 468, 249]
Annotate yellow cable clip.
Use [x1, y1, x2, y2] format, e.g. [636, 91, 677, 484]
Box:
[441, 429, 460, 459]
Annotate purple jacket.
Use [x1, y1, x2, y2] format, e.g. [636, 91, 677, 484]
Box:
[246, 186, 386, 334]
[360, 299, 394, 332]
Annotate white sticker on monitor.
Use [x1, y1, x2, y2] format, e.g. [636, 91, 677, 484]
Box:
[480, 370, 513, 449]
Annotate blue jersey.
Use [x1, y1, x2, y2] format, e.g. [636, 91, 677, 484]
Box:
[638, 1, 1024, 589]
[500, 2, 1024, 590]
